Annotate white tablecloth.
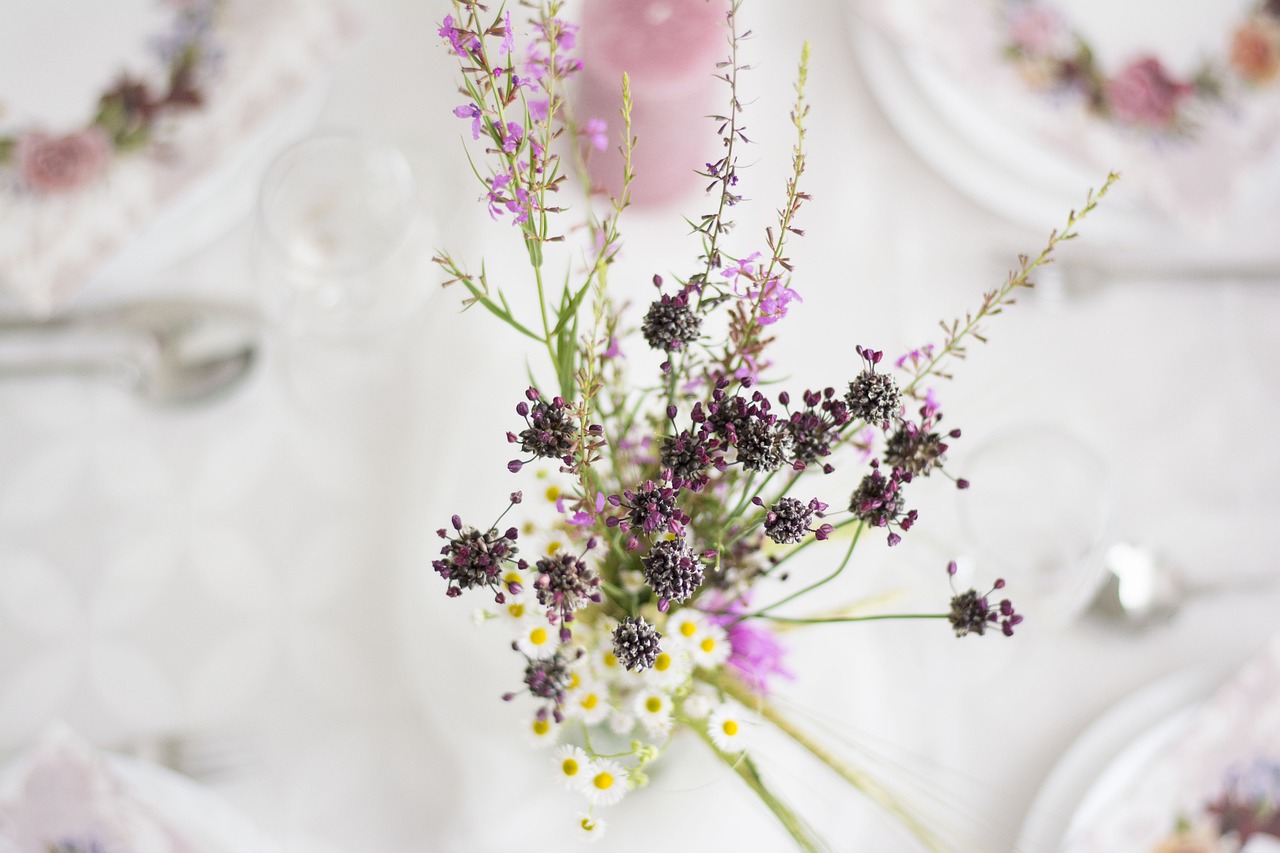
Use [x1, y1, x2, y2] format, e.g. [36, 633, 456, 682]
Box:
[4, 1, 1280, 851]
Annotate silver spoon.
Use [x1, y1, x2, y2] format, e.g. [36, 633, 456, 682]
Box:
[0, 299, 259, 405]
[1089, 542, 1280, 628]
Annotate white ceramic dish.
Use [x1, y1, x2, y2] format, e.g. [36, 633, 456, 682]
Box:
[1015, 669, 1218, 853]
[848, 14, 1280, 271]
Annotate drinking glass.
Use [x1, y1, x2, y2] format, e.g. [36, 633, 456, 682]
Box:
[254, 135, 425, 339]
[958, 424, 1112, 629]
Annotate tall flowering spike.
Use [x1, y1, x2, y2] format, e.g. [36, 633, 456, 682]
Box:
[845, 345, 901, 429]
[612, 616, 662, 671]
[512, 387, 577, 465]
[641, 286, 702, 352]
[641, 537, 704, 610]
[534, 550, 602, 633]
[763, 496, 828, 545]
[432, 522, 520, 600]
[848, 460, 917, 546]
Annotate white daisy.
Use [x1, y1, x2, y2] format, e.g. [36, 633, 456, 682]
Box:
[552, 744, 591, 791]
[565, 679, 610, 726]
[514, 619, 559, 659]
[525, 714, 560, 748]
[680, 686, 715, 720]
[689, 622, 731, 667]
[708, 702, 749, 753]
[582, 758, 629, 806]
[576, 812, 607, 842]
[633, 688, 674, 736]
[666, 609, 707, 649]
[589, 645, 623, 679]
[608, 710, 635, 735]
[644, 649, 691, 690]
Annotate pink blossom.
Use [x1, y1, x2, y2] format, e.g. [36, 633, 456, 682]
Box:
[584, 118, 608, 152]
[499, 11, 514, 55]
[1006, 5, 1068, 54]
[15, 129, 111, 194]
[721, 252, 762, 282]
[755, 277, 802, 326]
[703, 596, 794, 695]
[1104, 57, 1191, 128]
[452, 103, 484, 140]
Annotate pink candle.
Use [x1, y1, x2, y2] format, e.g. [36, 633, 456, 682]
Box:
[577, 0, 729, 207]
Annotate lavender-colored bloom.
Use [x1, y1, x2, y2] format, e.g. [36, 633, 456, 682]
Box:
[453, 103, 484, 140]
[705, 596, 793, 695]
[584, 119, 608, 152]
[1104, 57, 1190, 128]
[754, 277, 802, 326]
[499, 11, 515, 55]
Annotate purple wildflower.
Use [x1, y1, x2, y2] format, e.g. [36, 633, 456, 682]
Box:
[849, 460, 917, 546]
[507, 387, 577, 470]
[641, 537, 705, 611]
[705, 596, 793, 695]
[583, 118, 608, 152]
[721, 252, 763, 282]
[453, 103, 484, 140]
[534, 544, 603, 640]
[780, 388, 851, 473]
[432, 515, 523, 601]
[845, 345, 901, 429]
[755, 277, 802, 325]
[759, 496, 832, 545]
[947, 563, 1021, 637]
[607, 477, 689, 538]
[499, 11, 514, 55]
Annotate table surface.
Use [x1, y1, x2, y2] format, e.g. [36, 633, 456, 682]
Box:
[4, 1, 1280, 851]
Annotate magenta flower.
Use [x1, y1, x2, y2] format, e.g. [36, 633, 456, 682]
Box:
[1005, 5, 1069, 54]
[500, 11, 514, 55]
[453, 103, 483, 140]
[584, 118, 608, 152]
[704, 596, 794, 695]
[501, 120, 524, 153]
[15, 129, 111, 194]
[755, 277, 802, 326]
[721, 252, 763, 282]
[1104, 57, 1191, 128]
[438, 15, 478, 58]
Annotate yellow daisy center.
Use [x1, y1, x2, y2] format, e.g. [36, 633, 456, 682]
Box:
[530, 627, 548, 645]
[603, 653, 618, 668]
[545, 485, 561, 502]
[722, 719, 739, 737]
[507, 603, 525, 618]
[532, 719, 550, 736]
[570, 671, 582, 689]
[546, 541, 562, 555]
[593, 772, 614, 790]
[700, 637, 716, 653]
[654, 653, 671, 672]
[680, 621, 697, 638]
[644, 696, 663, 714]
[582, 693, 599, 710]
[580, 817, 596, 831]
[562, 758, 579, 776]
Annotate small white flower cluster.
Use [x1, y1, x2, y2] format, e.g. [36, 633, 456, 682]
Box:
[474, 546, 757, 842]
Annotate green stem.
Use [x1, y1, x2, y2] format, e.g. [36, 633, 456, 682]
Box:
[692, 725, 824, 851]
[759, 613, 947, 625]
[710, 670, 947, 853]
[752, 522, 864, 617]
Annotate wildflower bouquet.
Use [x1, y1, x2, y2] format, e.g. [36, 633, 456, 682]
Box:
[431, 1, 1114, 847]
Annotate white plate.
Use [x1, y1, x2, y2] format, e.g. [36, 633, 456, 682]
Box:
[1016, 669, 1218, 853]
[848, 13, 1280, 271]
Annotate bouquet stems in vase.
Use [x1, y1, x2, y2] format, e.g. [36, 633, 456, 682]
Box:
[431, 1, 1115, 847]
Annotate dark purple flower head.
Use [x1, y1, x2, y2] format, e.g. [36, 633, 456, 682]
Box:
[660, 427, 719, 491]
[432, 516, 522, 600]
[846, 345, 901, 430]
[509, 387, 577, 469]
[612, 616, 662, 671]
[641, 286, 702, 352]
[699, 387, 791, 471]
[641, 537, 704, 611]
[762, 496, 830, 545]
[509, 650, 576, 722]
[849, 460, 917, 546]
[947, 569, 1022, 638]
[783, 386, 852, 472]
[608, 477, 689, 537]
[883, 401, 957, 478]
[533, 548, 603, 640]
